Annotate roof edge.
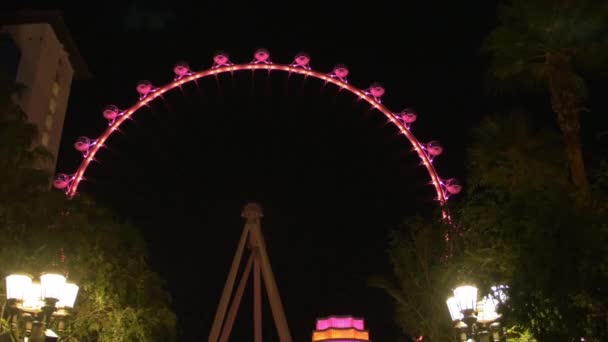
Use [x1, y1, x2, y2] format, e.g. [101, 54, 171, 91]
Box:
[0, 9, 93, 80]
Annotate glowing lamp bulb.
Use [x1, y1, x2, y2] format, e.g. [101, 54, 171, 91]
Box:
[453, 285, 478, 312]
[477, 296, 500, 323]
[491, 284, 509, 303]
[23, 281, 42, 310]
[6, 274, 32, 301]
[446, 296, 464, 321]
[40, 273, 66, 301]
[57, 282, 79, 308]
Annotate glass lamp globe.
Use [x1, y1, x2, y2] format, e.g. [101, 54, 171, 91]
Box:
[6, 274, 32, 301]
[477, 295, 501, 323]
[23, 281, 43, 310]
[57, 282, 79, 308]
[40, 273, 66, 301]
[453, 285, 478, 312]
[446, 296, 464, 321]
[491, 284, 509, 303]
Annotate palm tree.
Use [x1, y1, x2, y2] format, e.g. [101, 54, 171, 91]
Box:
[369, 218, 456, 341]
[482, 0, 608, 198]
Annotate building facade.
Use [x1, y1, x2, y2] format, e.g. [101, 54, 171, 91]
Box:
[0, 10, 90, 172]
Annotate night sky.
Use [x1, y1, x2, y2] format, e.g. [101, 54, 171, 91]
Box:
[12, 1, 604, 341]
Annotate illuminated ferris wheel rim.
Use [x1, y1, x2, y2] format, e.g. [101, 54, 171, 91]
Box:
[54, 50, 462, 220]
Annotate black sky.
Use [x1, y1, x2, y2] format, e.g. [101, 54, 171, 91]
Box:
[12, 1, 608, 341]
[10, 1, 498, 340]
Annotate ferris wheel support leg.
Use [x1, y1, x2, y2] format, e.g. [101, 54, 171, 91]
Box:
[208, 224, 250, 342]
[253, 249, 263, 342]
[248, 220, 293, 342]
[218, 254, 254, 342]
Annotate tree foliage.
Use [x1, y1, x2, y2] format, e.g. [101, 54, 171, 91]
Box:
[369, 217, 455, 341]
[482, 0, 608, 94]
[376, 112, 608, 341]
[482, 0, 608, 195]
[0, 78, 176, 341]
[458, 112, 608, 341]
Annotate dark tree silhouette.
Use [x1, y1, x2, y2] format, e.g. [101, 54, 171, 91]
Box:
[482, 0, 608, 199]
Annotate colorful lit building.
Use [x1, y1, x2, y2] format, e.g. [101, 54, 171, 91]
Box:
[0, 10, 91, 172]
[312, 315, 371, 341]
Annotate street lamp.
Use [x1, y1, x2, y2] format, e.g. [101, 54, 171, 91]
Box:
[4, 272, 79, 341]
[446, 284, 507, 342]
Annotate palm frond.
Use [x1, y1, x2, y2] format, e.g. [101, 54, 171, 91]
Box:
[367, 275, 407, 304]
[482, 0, 608, 94]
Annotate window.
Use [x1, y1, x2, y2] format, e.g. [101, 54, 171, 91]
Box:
[49, 98, 56, 114]
[41, 132, 49, 147]
[0, 33, 21, 83]
[45, 114, 53, 130]
[52, 81, 60, 96]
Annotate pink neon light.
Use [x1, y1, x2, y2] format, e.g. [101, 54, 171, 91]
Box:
[316, 316, 365, 330]
[62, 62, 451, 220]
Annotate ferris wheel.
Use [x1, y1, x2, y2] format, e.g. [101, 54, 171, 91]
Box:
[53, 49, 462, 220]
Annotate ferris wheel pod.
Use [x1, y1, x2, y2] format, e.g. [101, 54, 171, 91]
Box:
[73, 136, 94, 152]
[332, 64, 349, 79]
[136, 80, 154, 97]
[213, 51, 231, 66]
[399, 108, 417, 124]
[367, 82, 385, 100]
[53, 173, 71, 189]
[254, 48, 271, 63]
[293, 52, 311, 68]
[173, 62, 191, 77]
[443, 178, 462, 194]
[425, 140, 443, 157]
[102, 105, 121, 121]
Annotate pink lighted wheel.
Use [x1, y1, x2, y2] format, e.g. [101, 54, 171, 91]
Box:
[57, 50, 461, 221]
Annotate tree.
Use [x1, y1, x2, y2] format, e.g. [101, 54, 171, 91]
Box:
[459, 112, 608, 341]
[0, 77, 176, 341]
[482, 0, 608, 197]
[369, 217, 455, 341]
[377, 112, 608, 341]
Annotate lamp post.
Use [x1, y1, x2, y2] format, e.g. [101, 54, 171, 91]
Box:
[446, 284, 507, 342]
[4, 272, 79, 341]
